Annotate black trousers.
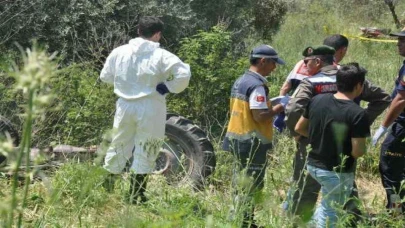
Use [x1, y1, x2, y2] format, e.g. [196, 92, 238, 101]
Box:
[379, 121, 405, 211]
[227, 138, 272, 226]
[229, 138, 271, 194]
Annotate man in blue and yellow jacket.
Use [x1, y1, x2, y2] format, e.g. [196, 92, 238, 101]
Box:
[223, 45, 289, 227]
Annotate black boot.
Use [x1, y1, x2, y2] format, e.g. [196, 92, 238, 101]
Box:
[103, 173, 118, 193]
[0, 154, 6, 167]
[242, 211, 254, 228]
[242, 209, 263, 228]
[128, 173, 148, 204]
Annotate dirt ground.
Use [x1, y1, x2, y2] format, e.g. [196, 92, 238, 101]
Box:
[356, 174, 386, 214]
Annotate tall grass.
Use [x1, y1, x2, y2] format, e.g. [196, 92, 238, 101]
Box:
[1, 45, 56, 227]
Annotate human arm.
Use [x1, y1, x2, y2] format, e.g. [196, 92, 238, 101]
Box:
[351, 138, 367, 159]
[280, 60, 306, 96]
[159, 50, 191, 94]
[250, 86, 286, 122]
[280, 81, 292, 96]
[99, 50, 117, 84]
[285, 79, 314, 136]
[381, 90, 405, 127]
[251, 104, 284, 122]
[359, 80, 391, 125]
[295, 116, 309, 137]
[351, 110, 370, 158]
[371, 90, 405, 145]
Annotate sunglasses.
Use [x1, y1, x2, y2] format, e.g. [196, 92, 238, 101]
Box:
[303, 57, 318, 65]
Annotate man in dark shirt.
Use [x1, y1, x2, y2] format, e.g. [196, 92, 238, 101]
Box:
[295, 63, 370, 227]
[283, 45, 390, 222]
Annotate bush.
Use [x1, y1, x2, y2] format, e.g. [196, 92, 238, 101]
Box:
[169, 25, 247, 137]
[31, 63, 116, 147]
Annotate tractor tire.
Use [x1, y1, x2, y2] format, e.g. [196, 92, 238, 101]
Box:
[0, 116, 20, 165]
[155, 113, 216, 189]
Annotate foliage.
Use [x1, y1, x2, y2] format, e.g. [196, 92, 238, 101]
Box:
[0, 0, 288, 65]
[1, 0, 405, 227]
[0, 0, 193, 63]
[168, 25, 247, 136]
[1, 45, 56, 227]
[50, 163, 109, 209]
[32, 63, 116, 147]
[252, 0, 288, 38]
[189, 0, 287, 39]
[0, 49, 23, 132]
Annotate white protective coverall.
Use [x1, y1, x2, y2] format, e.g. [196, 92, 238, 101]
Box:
[100, 37, 191, 174]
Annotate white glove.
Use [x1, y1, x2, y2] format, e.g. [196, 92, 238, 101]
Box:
[372, 125, 388, 146]
[279, 95, 290, 108]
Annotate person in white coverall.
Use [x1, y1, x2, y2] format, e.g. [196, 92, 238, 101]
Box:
[100, 16, 191, 204]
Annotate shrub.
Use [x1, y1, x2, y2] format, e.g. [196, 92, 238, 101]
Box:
[32, 63, 115, 147]
[169, 25, 247, 137]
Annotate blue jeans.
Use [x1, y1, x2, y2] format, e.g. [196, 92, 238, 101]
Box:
[307, 165, 354, 228]
[282, 138, 321, 222]
[282, 138, 361, 223]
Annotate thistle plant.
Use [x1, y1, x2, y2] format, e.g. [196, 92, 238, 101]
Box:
[3, 45, 56, 227]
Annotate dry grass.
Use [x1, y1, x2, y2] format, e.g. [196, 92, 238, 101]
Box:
[357, 173, 386, 214]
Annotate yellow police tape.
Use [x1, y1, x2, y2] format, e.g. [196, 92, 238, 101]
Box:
[343, 33, 397, 43]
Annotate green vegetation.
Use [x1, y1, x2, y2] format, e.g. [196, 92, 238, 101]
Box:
[1, 0, 405, 227]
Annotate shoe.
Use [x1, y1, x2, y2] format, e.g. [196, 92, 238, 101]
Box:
[103, 173, 118, 193]
[128, 173, 148, 205]
[242, 221, 263, 228]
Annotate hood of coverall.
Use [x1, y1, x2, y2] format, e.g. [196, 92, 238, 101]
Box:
[128, 37, 160, 55]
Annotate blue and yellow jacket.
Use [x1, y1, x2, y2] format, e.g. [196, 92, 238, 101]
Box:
[224, 70, 273, 145]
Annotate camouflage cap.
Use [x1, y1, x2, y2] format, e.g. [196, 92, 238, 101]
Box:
[302, 45, 336, 57]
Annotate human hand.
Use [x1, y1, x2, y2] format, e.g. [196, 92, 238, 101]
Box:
[372, 125, 388, 146]
[156, 83, 170, 95]
[293, 135, 301, 142]
[279, 95, 290, 108]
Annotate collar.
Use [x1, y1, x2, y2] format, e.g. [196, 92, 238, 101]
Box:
[246, 70, 268, 83]
[320, 65, 338, 76]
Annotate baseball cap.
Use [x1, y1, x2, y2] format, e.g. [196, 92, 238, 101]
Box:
[302, 45, 336, 57]
[250, 45, 285, 65]
[390, 27, 405, 37]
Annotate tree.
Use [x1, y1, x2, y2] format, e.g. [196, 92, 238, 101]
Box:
[0, 0, 288, 64]
[384, 0, 401, 29]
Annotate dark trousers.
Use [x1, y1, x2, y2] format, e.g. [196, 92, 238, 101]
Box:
[0, 155, 5, 165]
[379, 122, 405, 212]
[230, 138, 271, 193]
[289, 137, 360, 222]
[228, 138, 271, 227]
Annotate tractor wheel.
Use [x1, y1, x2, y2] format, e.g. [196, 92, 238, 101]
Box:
[154, 113, 216, 189]
[0, 116, 20, 165]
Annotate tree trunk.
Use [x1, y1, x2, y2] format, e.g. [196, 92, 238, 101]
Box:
[385, 0, 401, 29]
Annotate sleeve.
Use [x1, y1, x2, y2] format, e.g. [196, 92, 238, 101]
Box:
[285, 69, 295, 83]
[395, 66, 405, 91]
[285, 60, 303, 83]
[351, 110, 371, 138]
[285, 78, 314, 136]
[359, 79, 391, 125]
[160, 50, 191, 94]
[99, 50, 117, 84]
[249, 86, 268, 109]
[302, 98, 311, 119]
